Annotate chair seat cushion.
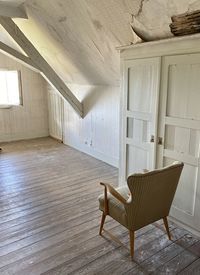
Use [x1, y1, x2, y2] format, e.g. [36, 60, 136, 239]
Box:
[98, 186, 129, 228]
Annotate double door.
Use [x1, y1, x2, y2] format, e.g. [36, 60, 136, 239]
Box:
[120, 53, 200, 233]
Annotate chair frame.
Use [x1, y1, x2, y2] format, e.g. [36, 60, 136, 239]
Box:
[99, 182, 172, 259]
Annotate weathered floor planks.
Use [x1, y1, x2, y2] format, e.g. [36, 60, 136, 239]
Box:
[0, 137, 199, 275]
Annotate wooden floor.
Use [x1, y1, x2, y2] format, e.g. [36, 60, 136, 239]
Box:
[0, 138, 200, 275]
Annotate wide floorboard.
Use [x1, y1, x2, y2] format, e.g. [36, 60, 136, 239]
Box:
[0, 137, 199, 275]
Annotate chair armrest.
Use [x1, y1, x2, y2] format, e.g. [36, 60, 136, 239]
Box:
[100, 182, 127, 205]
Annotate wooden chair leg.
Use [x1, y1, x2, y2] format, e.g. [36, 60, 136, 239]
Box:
[99, 213, 106, 235]
[129, 230, 135, 259]
[163, 216, 171, 240]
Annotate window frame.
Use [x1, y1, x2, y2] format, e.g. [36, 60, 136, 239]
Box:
[0, 69, 23, 109]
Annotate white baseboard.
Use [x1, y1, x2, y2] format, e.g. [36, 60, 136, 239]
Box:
[0, 132, 49, 143]
[49, 135, 63, 143]
[169, 216, 200, 239]
[63, 140, 119, 168]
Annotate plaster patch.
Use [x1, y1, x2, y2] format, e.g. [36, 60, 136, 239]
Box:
[92, 20, 103, 30]
[58, 16, 67, 23]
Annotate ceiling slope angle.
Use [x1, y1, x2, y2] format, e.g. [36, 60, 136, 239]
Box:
[15, 0, 200, 88]
[15, 0, 129, 86]
[0, 15, 83, 117]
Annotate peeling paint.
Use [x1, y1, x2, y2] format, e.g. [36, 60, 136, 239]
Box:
[135, 0, 147, 17]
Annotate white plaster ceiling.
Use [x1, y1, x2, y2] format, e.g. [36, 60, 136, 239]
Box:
[1, 0, 200, 85]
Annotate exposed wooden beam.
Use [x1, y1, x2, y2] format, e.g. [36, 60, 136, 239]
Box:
[0, 16, 83, 117]
[0, 3, 27, 19]
[0, 41, 39, 72]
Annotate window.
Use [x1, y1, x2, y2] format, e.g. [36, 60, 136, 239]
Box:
[0, 70, 22, 107]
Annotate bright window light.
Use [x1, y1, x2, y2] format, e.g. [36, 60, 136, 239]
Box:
[0, 70, 22, 106]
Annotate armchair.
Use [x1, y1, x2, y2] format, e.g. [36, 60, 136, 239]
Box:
[98, 161, 184, 258]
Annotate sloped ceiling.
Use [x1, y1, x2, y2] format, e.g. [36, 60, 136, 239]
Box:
[1, 0, 200, 85]
[0, 0, 24, 5]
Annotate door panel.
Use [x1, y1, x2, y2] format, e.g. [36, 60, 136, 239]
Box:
[164, 157, 198, 216]
[167, 63, 200, 120]
[128, 65, 153, 113]
[158, 53, 200, 231]
[120, 57, 161, 183]
[127, 144, 149, 176]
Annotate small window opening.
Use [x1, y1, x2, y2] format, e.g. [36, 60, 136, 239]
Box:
[0, 70, 22, 107]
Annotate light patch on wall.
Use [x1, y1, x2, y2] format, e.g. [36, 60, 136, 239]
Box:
[0, 70, 22, 107]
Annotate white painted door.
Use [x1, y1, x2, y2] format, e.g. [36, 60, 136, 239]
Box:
[48, 88, 64, 141]
[157, 53, 200, 231]
[120, 57, 161, 184]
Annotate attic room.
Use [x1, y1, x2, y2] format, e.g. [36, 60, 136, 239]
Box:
[0, 0, 200, 274]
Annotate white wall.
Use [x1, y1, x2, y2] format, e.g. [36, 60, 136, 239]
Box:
[0, 53, 49, 142]
[48, 84, 120, 167]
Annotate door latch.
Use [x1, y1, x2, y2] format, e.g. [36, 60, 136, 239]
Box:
[158, 137, 163, 145]
[150, 135, 155, 143]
